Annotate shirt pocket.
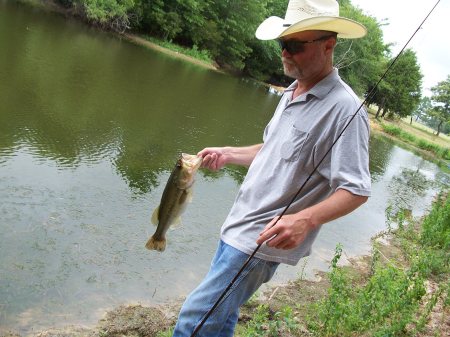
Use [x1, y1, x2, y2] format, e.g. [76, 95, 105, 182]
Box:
[280, 126, 309, 161]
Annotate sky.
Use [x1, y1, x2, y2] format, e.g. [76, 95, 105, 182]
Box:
[350, 0, 449, 96]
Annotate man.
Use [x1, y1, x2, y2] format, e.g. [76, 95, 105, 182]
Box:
[172, 0, 371, 336]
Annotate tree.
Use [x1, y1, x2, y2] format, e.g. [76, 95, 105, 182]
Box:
[371, 49, 422, 119]
[429, 75, 450, 136]
[211, 0, 268, 70]
[242, 0, 288, 82]
[81, 0, 137, 32]
[412, 96, 432, 124]
[336, 0, 388, 96]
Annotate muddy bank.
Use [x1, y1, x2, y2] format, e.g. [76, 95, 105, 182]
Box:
[1, 303, 178, 337]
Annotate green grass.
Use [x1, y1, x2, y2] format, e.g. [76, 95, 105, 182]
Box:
[401, 117, 450, 143]
[381, 123, 450, 160]
[140, 35, 213, 64]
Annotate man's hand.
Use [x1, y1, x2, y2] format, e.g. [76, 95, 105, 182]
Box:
[197, 144, 263, 171]
[256, 213, 315, 250]
[256, 189, 368, 250]
[197, 147, 228, 171]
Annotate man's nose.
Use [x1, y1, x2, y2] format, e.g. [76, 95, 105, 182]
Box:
[281, 48, 292, 57]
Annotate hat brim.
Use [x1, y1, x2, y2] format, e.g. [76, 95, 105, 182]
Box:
[255, 16, 367, 40]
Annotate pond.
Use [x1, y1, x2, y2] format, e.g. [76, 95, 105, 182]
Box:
[0, 1, 447, 334]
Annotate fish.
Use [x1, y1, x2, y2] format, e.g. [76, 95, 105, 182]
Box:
[145, 153, 202, 252]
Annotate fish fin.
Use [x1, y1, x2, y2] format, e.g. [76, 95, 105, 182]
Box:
[186, 190, 193, 203]
[145, 235, 166, 252]
[171, 216, 182, 229]
[151, 206, 160, 226]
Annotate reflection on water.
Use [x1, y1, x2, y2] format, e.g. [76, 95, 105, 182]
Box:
[368, 134, 395, 181]
[0, 1, 448, 335]
[388, 167, 432, 213]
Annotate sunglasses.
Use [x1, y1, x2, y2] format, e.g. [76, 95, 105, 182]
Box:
[278, 35, 335, 54]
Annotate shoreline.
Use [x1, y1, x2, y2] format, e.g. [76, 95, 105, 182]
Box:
[121, 34, 221, 73]
[3, 219, 447, 337]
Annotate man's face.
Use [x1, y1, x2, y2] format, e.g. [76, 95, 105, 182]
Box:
[279, 31, 335, 80]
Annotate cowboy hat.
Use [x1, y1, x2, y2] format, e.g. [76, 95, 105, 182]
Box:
[255, 0, 366, 40]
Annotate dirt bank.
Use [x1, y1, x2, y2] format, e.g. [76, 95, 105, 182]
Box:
[122, 34, 220, 73]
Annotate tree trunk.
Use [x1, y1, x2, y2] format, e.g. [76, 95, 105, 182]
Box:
[375, 105, 382, 119]
[381, 107, 388, 118]
[410, 115, 413, 124]
[375, 97, 385, 119]
[437, 120, 442, 136]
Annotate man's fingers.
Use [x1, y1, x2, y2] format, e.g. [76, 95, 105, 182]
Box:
[257, 225, 279, 245]
[260, 216, 279, 235]
[201, 153, 216, 169]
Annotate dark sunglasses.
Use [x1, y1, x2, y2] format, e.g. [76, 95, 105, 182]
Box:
[278, 35, 335, 54]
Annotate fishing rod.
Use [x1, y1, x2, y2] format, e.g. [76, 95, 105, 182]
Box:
[189, 1, 441, 336]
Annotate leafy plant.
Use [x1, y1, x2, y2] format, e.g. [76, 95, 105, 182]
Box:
[308, 192, 449, 336]
[239, 304, 298, 337]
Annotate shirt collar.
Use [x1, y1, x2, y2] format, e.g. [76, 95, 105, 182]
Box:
[283, 68, 340, 102]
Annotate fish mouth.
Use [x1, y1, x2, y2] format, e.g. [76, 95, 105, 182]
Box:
[181, 153, 203, 171]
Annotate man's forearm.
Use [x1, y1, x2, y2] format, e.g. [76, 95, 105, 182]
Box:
[223, 144, 263, 167]
[302, 188, 368, 228]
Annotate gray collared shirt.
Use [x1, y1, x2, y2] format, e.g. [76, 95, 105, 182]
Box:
[221, 68, 371, 265]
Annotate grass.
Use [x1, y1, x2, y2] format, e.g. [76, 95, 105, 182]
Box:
[366, 106, 450, 165]
[379, 123, 450, 160]
[401, 117, 450, 146]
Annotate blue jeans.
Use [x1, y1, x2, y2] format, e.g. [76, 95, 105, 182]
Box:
[172, 240, 279, 337]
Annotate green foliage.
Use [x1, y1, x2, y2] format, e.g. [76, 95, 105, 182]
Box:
[429, 75, 450, 135]
[384, 50, 423, 118]
[53, 0, 390, 89]
[336, 0, 387, 96]
[243, 39, 282, 81]
[239, 304, 298, 337]
[81, 0, 136, 32]
[308, 192, 450, 336]
[421, 193, 450, 251]
[156, 327, 174, 337]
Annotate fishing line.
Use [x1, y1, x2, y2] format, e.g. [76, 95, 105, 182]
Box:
[189, 1, 440, 336]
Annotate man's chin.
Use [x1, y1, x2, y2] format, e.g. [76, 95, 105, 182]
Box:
[282, 62, 301, 79]
[283, 68, 300, 79]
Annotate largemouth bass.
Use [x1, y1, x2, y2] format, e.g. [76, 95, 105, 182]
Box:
[145, 153, 202, 252]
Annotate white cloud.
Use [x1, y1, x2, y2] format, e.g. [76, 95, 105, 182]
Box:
[350, 0, 449, 96]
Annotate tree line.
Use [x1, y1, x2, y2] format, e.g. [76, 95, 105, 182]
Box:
[50, 0, 448, 132]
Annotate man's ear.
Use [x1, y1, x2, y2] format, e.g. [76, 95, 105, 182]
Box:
[324, 38, 336, 54]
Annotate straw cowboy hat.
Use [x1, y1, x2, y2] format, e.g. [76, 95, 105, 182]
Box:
[255, 0, 366, 40]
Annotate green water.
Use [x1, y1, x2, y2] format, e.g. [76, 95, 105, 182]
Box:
[0, 1, 446, 334]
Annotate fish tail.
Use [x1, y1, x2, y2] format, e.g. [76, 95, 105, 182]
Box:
[145, 235, 166, 252]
